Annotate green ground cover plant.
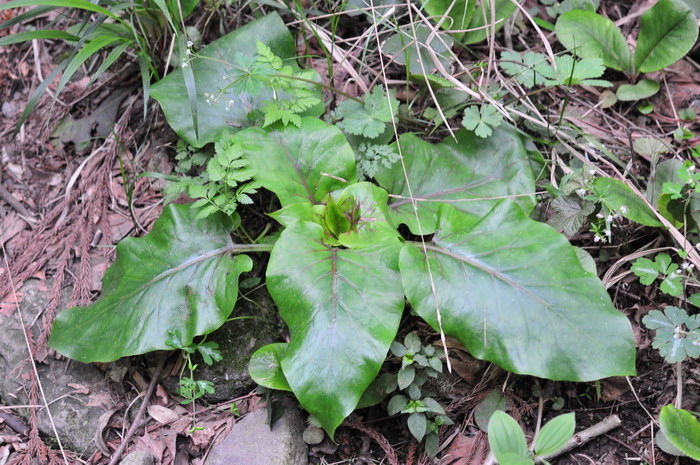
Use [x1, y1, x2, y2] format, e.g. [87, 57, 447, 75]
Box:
[555, 0, 698, 102]
[48, 14, 639, 441]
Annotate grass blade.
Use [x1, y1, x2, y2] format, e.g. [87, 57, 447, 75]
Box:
[55, 34, 123, 96]
[87, 41, 131, 86]
[0, 30, 79, 46]
[13, 61, 67, 137]
[0, 0, 119, 20]
[0, 5, 53, 30]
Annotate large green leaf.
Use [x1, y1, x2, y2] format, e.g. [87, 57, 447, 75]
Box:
[151, 13, 322, 147]
[634, 0, 698, 73]
[266, 221, 404, 436]
[49, 204, 252, 362]
[591, 177, 663, 227]
[236, 118, 358, 208]
[419, 0, 475, 39]
[462, 0, 517, 44]
[659, 405, 700, 459]
[555, 10, 632, 74]
[249, 343, 292, 391]
[375, 125, 535, 235]
[400, 202, 636, 381]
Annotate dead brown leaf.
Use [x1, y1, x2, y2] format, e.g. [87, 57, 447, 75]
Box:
[440, 432, 488, 465]
[148, 405, 180, 425]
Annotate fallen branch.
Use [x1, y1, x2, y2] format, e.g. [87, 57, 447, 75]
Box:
[483, 414, 622, 465]
[539, 415, 622, 462]
[106, 353, 167, 465]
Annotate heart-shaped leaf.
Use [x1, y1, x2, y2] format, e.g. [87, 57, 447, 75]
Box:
[400, 202, 636, 381]
[267, 221, 404, 436]
[462, 0, 517, 44]
[555, 10, 632, 74]
[151, 13, 322, 147]
[236, 117, 358, 208]
[418, 0, 475, 39]
[383, 24, 454, 73]
[616, 79, 660, 101]
[49, 204, 252, 362]
[375, 125, 535, 235]
[634, 0, 698, 73]
[249, 343, 292, 391]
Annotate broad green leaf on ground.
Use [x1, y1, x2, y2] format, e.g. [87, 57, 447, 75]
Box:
[591, 177, 663, 226]
[616, 79, 660, 101]
[267, 221, 404, 436]
[635, 137, 670, 163]
[634, 0, 698, 73]
[535, 413, 576, 456]
[151, 13, 322, 147]
[488, 411, 530, 464]
[555, 10, 632, 74]
[659, 405, 700, 459]
[374, 125, 536, 235]
[475, 390, 509, 432]
[382, 24, 454, 73]
[462, 0, 517, 44]
[249, 343, 292, 391]
[648, 158, 683, 206]
[401, 202, 636, 381]
[418, 0, 475, 39]
[335, 87, 399, 139]
[235, 117, 357, 208]
[49, 204, 252, 362]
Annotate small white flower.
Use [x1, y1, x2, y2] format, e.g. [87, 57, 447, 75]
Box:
[604, 229, 611, 236]
[181, 62, 188, 68]
[682, 262, 691, 270]
[690, 165, 696, 172]
[619, 205, 628, 214]
[606, 214, 614, 223]
[187, 40, 194, 47]
[594, 235, 602, 243]
[186, 49, 192, 55]
[576, 188, 586, 196]
[596, 212, 605, 219]
[588, 169, 596, 175]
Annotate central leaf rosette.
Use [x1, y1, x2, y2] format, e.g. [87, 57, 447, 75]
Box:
[268, 185, 405, 436]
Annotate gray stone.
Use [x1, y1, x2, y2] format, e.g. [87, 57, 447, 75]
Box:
[205, 403, 308, 465]
[0, 279, 115, 455]
[165, 286, 283, 402]
[119, 450, 155, 465]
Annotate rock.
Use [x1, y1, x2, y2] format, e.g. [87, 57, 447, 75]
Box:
[2, 101, 18, 119]
[0, 279, 116, 455]
[165, 286, 283, 402]
[205, 402, 307, 465]
[119, 450, 155, 465]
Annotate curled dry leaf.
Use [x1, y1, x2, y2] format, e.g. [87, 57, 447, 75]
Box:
[148, 405, 181, 425]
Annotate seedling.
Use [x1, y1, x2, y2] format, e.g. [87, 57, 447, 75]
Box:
[555, 0, 698, 102]
[487, 411, 575, 465]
